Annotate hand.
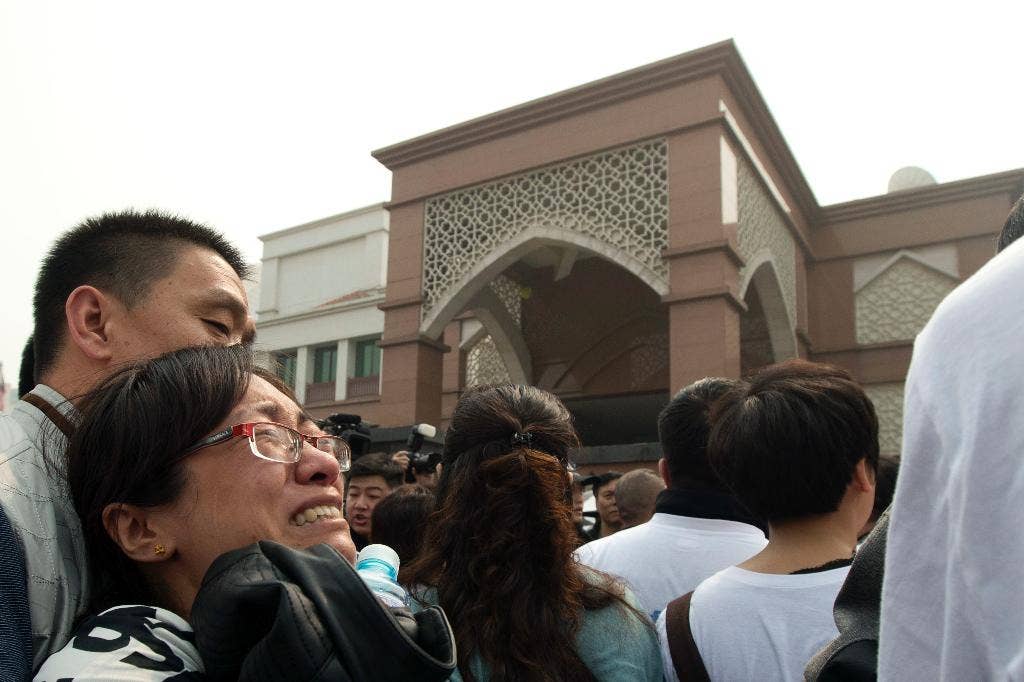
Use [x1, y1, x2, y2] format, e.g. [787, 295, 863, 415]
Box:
[391, 451, 411, 470]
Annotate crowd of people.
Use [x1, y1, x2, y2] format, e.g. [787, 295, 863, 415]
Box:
[0, 195, 1021, 680]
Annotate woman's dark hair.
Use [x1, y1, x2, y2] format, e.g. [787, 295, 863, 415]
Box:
[403, 384, 636, 682]
[871, 454, 900, 522]
[708, 359, 880, 522]
[370, 484, 435, 582]
[66, 345, 258, 612]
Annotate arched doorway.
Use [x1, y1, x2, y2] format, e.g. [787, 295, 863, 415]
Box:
[452, 250, 670, 447]
[739, 260, 797, 375]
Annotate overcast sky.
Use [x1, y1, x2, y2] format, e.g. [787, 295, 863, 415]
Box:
[2, 0, 1021, 391]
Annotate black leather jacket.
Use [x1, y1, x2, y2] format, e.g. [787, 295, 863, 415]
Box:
[190, 541, 456, 681]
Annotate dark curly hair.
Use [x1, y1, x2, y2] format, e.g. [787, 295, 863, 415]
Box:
[404, 384, 637, 682]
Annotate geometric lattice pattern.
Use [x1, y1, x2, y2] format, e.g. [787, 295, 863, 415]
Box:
[629, 332, 669, 390]
[737, 160, 798, 325]
[489, 275, 522, 325]
[465, 334, 511, 387]
[422, 140, 669, 319]
[855, 258, 957, 345]
[864, 382, 905, 454]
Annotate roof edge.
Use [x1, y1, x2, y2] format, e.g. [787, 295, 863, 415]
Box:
[820, 169, 1024, 224]
[258, 202, 388, 242]
[371, 39, 822, 224]
[371, 40, 738, 168]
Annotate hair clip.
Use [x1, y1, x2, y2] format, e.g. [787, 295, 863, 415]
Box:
[510, 431, 533, 447]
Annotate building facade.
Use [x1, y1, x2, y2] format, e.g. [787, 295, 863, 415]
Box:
[365, 40, 1022, 468]
[255, 204, 389, 421]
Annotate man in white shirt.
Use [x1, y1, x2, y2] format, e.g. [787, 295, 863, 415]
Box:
[659, 360, 877, 681]
[576, 378, 767, 617]
[0, 210, 255, 674]
[879, 218, 1024, 679]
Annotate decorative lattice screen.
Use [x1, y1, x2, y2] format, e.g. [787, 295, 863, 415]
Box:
[489, 275, 522, 326]
[864, 382, 905, 454]
[855, 259, 956, 345]
[422, 140, 669, 320]
[737, 160, 797, 325]
[465, 335, 511, 387]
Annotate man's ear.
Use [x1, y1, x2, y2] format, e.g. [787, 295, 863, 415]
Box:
[657, 458, 672, 488]
[65, 285, 117, 363]
[102, 503, 175, 563]
[851, 458, 876, 494]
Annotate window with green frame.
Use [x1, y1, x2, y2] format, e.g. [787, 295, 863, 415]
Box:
[312, 345, 337, 383]
[273, 350, 297, 388]
[354, 338, 381, 378]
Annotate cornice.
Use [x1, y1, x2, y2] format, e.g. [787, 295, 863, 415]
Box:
[820, 169, 1024, 225]
[662, 238, 745, 268]
[810, 339, 913, 355]
[373, 39, 821, 229]
[258, 203, 388, 242]
[255, 293, 385, 329]
[372, 40, 734, 168]
[713, 51, 821, 224]
[378, 333, 450, 353]
[661, 286, 747, 314]
[378, 294, 424, 311]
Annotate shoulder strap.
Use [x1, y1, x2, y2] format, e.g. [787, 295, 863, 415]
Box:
[21, 393, 75, 439]
[664, 591, 710, 682]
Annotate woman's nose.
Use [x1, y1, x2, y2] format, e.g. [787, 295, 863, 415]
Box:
[295, 441, 341, 485]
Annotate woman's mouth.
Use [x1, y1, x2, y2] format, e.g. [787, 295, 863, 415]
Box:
[291, 505, 343, 526]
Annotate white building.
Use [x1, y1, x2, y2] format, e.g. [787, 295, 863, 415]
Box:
[255, 204, 387, 414]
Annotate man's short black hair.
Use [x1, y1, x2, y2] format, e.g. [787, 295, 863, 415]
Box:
[657, 377, 738, 490]
[997, 193, 1024, 253]
[871, 454, 900, 522]
[18, 336, 34, 397]
[708, 359, 879, 522]
[348, 452, 404, 489]
[581, 471, 622, 496]
[32, 209, 249, 378]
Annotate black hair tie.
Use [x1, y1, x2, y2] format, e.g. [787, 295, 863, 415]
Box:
[510, 431, 533, 447]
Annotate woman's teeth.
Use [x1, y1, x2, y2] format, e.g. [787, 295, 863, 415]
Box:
[292, 505, 342, 526]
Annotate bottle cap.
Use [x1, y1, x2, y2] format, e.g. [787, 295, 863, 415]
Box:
[356, 543, 401, 571]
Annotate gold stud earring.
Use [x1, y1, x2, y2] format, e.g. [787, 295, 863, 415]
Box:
[154, 544, 166, 556]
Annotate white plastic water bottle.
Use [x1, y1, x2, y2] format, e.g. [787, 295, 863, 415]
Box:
[355, 544, 409, 608]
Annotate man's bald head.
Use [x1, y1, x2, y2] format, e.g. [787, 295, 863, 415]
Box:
[614, 468, 666, 528]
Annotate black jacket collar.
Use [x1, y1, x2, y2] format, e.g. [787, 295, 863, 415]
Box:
[654, 487, 768, 537]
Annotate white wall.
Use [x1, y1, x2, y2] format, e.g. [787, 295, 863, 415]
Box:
[257, 204, 389, 319]
[254, 204, 389, 397]
[256, 304, 384, 351]
[276, 239, 377, 315]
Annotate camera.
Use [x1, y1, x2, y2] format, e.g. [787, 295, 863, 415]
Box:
[317, 412, 373, 459]
[405, 423, 440, 479]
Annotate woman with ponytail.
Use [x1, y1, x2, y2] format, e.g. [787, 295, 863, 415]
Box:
[404, 384, 662, 682]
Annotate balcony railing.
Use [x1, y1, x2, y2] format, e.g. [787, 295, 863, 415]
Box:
[305, 381, 336, 403]
[346, 374, 380, 399]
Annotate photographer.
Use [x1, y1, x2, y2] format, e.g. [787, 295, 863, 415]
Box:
[391, 451, 441, 490]
[391, 423, 442, 490]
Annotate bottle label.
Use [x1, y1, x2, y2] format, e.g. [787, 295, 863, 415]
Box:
[355, 557, 398, 581]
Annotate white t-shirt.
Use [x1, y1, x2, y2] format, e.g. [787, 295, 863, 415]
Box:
[576, 513, 766, 617]
[34, 605, 203, 681]
[659, 565, 848, 682]
[879, 239, 1024, 680]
